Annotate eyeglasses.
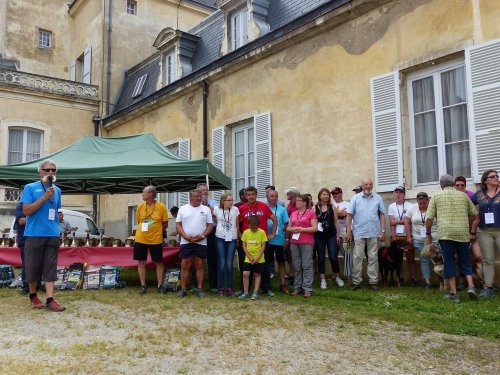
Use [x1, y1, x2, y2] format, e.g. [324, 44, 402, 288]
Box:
[41, 168, 57, 172]
[454, 183, 465, 187]
[486, 175, 499, 179]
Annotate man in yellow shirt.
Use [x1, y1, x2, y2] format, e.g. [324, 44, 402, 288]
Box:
[134, 185, 169, 294]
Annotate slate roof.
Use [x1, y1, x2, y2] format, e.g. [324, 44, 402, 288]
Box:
[109, 0, 350, 118]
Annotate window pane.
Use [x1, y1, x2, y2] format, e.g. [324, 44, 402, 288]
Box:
[416, 147, 439, 183]
[248, 151, 254, 176]
[446, 141, 471, 178]
[247, 127, 254, 150]
[441, 67, 466, 106]
[235, 154, 245, 178]
[443, 104, 468, 143]
[26, 130, 41, 161]
[235, 131, 244, 154]
[412, 77, 435, 113]
[235, 178, 245, 194]
[414, 112, 437, 148]
[8, 129, 23, 164]
[249, 176, 255, 187]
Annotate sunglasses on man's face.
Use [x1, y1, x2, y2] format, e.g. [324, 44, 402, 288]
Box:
[41, 168, 57, 172]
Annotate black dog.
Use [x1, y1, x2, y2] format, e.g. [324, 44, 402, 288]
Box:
[378, 240, 407, 288]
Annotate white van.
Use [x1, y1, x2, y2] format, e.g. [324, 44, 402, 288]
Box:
[9, 208, 101, 238]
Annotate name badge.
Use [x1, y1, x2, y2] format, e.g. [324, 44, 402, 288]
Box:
[485, 212, 495, 224]
[396, 225, 404, 234]
[317, 222, 324, 232]
[141, 222, 149, 232]
[48, 209, 55, 221]
[420, 227, 427, 237]
[291, 233, 300, 240]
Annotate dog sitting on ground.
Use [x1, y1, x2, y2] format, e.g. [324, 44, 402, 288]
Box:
[378, 240, 407, 288]
[421, 242, 446, 290]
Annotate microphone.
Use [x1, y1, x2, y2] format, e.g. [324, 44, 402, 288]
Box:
[48, 175, 53, 187]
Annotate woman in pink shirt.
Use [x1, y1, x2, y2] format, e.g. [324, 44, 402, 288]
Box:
[287, 194, 318, 297]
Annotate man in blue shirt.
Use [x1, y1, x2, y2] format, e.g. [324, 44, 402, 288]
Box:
[21, 159, 65, 312]
[346, 178, 386, 291]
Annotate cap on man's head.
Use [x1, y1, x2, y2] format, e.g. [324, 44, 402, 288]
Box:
[352, 185, 362, 193]
[331, 187, 342, 194]
[286, 186, 300, 195]
[394, 186, 405, 194]
[416, 192, 429, 199]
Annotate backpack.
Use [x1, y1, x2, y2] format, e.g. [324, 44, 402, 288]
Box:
[160, 267, 181, 292]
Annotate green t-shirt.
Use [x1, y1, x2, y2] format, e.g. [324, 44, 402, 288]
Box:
[241, 228, 268, 263]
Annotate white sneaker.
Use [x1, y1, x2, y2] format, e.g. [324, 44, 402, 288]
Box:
[320, 279, 327, 289]
[335, 277, 345, 287]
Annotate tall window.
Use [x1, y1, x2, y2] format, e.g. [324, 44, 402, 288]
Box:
[8, 128, 42, 164]
[38, 29, 52, 48]
[231, 8, 248, 50]
[127, 1, 137, 15]
[232, 124, 254, 197]
[408, 63, 470, 184]
[163, 50, 177, 85]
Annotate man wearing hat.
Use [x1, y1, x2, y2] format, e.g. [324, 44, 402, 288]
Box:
[352, 186, 363, 194]
[388, 186, 416, 285]
[332, 187, 351, 279]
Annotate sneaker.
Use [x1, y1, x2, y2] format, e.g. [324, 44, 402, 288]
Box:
[444, 293, 460, 303]
[226, 288, 234, 297]
[280, 284, 289, 294]
[456, 282, 466, 291]
[351, 284, 361, 291]
[335, 277, 345, 288]
[210, 288, 218, 294]
[196, 289, 205, 298]
[424, 283, 433, 290]
[370, 284, 379, 291]
[218, 288, 225, 297]
[138, 285, 147, 294]
[45, 300, 66, 312]
[176, 289, 187, 298]
[467, 286, 478, 300]
[479, 287, 495, 298]
[320, 279, 327, 290]
[239, 292, 249, 299]
[251, 292, 259, 300]
[30, 296, 44, 310]
[265, 290, 275, 297]
[234, 290, 244, 297]
[270, 272, 275, 279]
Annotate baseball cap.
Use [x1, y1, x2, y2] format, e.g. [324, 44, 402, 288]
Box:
[286, 186, 300, 195]
[352, 185, 362, 194]
[331, 187, 342, 194]
[394, 186, 405, 194]
[416, 192, 429, 199]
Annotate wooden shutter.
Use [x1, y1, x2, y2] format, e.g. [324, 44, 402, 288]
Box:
[178, 139, 190, 206]
[82, 46, 92, 84]
[70, 60, 76, 81]
[211, 126, 225, 201]
[254, 112, 272, 200]
[371, 71, 403, 192]
[466, 38, 500, 182]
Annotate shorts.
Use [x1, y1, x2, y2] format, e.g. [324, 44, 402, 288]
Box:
[133, 242, 164, 262]
[179, 243, 207, 259]
[24, 237, 60, 283]
[242, 262, 265, 274]
[266, 244, 285, 263]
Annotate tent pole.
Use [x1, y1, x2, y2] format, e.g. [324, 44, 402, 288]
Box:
[205, 174, 209, 190]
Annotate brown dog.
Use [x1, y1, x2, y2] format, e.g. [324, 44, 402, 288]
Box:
[421, 242, 447, 290]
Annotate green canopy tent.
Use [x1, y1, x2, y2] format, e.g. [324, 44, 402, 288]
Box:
[0, 133, 231, 194]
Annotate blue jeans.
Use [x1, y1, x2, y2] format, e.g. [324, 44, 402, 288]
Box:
[413, 241, 431, 280]
[314, 235, 339, 274]
[215, 237, 237, 289]
[439, 240, 472, 279]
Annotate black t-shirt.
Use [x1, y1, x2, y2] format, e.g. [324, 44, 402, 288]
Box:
[314, 205, 336, 238]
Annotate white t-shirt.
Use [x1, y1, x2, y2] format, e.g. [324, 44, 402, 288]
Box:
[176, 204, 213, 245]
[333, 200, 349, 235]
[213, 206, 239, 241]
[405, 204, 437, 242]
[388, 201, 413, 236]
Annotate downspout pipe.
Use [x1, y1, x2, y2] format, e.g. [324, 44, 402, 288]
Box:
[202, 80, 208, 158]
[105, 0, 113, 115]
[91, 116, 100, 224]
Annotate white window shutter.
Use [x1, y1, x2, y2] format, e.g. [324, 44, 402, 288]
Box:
[70, 60, 76, 81]
[371, 71, 403, 192]
[82, 46, 92, 84]
[212, 126, 225, 201]
[178, 139, 190, 206]
[466, 38, 500, 183]
[254, 112, 272, 200]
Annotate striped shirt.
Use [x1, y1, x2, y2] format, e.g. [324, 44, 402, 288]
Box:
[426, 187, 477, 242]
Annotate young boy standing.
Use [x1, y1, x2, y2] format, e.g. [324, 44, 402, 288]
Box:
[240, 215, 268, 300]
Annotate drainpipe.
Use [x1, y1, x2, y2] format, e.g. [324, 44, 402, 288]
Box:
[105, 0, 113, 115]
[92, 116, 101, 224]
[202, 80, 209, 158]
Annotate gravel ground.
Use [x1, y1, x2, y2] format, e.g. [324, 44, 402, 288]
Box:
[1, 293, 499, 375]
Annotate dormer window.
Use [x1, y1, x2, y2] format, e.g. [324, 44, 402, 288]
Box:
[132, 74, 147, 98]
[231, 7, 248, 50]
[163, 49, 177, 85]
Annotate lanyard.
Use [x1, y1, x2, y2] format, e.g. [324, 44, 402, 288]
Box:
[396, 204, 404, 221]
[222, 208, 231, 223]
[420, 211, 426, 225]
[142, 202, 156, 220]
[296, 209, 308, 226]
[40, 181, 54, 206]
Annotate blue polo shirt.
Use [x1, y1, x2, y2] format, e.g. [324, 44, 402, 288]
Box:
[21, 181, 62, 237]
[347, 192, 385, 238]
[267, 204, 289, 245]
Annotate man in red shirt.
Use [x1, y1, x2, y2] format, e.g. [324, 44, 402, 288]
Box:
[236, 186, 277, 296]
